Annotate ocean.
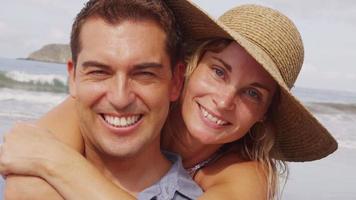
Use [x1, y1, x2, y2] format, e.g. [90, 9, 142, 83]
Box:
[0, 58, 68, 139]
[0, 57, 355, 199]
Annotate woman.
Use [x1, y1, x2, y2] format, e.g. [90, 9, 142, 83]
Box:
[0, 2, 337, 200]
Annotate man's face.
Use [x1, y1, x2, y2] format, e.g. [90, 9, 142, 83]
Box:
[68, 18, 181, 158]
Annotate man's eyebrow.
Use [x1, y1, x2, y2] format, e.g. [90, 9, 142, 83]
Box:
[133, 62, 164, 70]
[81, 61, 163, 71]
[212, 56, 232, 72]
[81, 61, 111, 70]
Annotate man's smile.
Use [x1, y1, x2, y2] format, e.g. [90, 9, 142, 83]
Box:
[102, 114, 143, 128]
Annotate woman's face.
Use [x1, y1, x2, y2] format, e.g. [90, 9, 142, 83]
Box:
[182, 42, 277, 144]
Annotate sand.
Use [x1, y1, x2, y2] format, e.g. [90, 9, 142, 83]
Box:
[283, 147, 356, 199]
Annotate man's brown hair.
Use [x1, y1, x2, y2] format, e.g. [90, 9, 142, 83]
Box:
[70, 0, 183, 68]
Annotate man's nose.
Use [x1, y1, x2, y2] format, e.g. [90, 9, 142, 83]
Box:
[107, 75, 135, 110]
[213, 86, 236, 111]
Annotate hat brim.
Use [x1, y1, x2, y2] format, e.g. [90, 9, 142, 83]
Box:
[274, 87, 337, 161]
[166, 0, 337, 161]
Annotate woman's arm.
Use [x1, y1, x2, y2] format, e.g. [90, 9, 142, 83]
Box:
[3, 97, 85, 199]
[196, 153, 268, 200]
[1, 122, 135, 199]
[5, 176, 64, 200]
[36, 96, 84, 152]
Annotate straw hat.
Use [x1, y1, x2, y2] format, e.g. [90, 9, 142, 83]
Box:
[165, 0, 338, 162]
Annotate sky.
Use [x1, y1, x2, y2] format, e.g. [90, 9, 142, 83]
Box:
[0, 0, 355, 92]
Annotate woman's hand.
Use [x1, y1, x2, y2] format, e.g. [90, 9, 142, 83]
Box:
[0, 122, 135, 200]
[0, 122, 76, 177]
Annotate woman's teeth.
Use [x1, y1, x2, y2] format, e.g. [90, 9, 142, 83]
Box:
[200, 107, 228, 126]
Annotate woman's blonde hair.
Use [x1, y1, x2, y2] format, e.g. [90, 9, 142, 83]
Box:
[163, 38, 288, 200]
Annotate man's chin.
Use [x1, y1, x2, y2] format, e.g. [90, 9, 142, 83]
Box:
[99, 145, 144, 160]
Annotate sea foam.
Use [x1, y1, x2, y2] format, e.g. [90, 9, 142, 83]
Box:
[0, 70, 68, 93]
[0, 88, 67, 105]
[5, 70, 67, 84]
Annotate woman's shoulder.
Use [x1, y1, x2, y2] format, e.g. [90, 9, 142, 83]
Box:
[196, 152, 268, 199]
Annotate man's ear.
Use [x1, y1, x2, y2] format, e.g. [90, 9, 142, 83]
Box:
[67, 60, 77, 98]
[170, 62, 185, 101]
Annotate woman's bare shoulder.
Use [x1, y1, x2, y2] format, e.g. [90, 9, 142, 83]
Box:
[36, 96, 83, 152]
[197, 153, 267, 200]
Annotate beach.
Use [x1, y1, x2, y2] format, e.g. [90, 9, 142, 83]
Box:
[283, 148, 356, 200]
[0, 58, 356, 199]
[279, 97, 356, 199]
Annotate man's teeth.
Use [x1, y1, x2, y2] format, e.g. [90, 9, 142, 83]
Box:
[104, 115, 140, 127]
[201, 107, 228, 126]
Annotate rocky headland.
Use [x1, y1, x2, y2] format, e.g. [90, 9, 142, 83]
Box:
[27, 44, 71, 64]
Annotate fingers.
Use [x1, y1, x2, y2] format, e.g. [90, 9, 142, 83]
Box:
[0, 125, 32, 176]
[4, 122, 52, 141]
[12, 122, 37, 131]
[0, 122, 59, 177]
[0, 143, 10, 178]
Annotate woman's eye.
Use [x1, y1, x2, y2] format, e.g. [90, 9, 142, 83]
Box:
[212, 66, 225, 78]
[246, 88, 261, 100]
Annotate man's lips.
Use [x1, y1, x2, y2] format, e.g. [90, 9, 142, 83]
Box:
[101, 114, 142, 128]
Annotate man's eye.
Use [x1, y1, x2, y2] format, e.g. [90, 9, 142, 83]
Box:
[134, 71, 156, 79]
[88, 70, 106, 75]
[135, 71, 155, 77]
[138, 72, 155, 76]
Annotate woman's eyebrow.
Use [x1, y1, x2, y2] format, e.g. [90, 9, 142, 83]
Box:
[251, 82, 272, 93]
[212, 56, 232, 72]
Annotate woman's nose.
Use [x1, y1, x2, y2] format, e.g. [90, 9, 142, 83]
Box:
[213, 86, 236, 111]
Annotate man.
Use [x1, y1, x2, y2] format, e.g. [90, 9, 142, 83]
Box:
[3, 0, 201, 199]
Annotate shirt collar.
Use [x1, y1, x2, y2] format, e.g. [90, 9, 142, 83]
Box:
[137, 151, 202, 199]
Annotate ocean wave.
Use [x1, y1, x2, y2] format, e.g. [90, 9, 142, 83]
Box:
[0, 112, 36, 121]
[305, 102, 356, 115]
[0, 70, 68, 93]
[0, 88, 67, 105]
[338, 141, 356, 150]
[293, 87, 356, 104]
[312, 110, 356, 150]
[6, 70, 67, 84]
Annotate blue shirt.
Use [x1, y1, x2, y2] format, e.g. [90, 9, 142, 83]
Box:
[137, 151, 202, 200]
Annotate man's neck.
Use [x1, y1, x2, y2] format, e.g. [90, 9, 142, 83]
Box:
[84, 141, 171, 196]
